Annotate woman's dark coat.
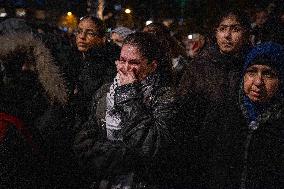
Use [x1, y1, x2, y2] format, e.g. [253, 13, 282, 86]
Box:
[197, 96, 283, 189]
[74, 73, 178, 188]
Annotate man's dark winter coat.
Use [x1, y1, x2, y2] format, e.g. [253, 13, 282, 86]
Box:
[175, 44, 251, 187]
[73, 43, 120, 121]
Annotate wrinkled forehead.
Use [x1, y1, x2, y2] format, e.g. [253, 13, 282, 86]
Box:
[78, 19, 98, 30]
[246, 64, 277, 73]
[246, 56, 282, 74]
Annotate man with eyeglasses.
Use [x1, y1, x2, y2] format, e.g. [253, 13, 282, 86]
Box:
[75, 16, 106, 52]
[73, 16, 120, 123]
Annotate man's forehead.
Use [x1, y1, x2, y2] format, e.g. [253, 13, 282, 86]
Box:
[219, 16, 241, 24]
[218, 23, 242, 27]
[78, 25, 97, 30]
[78, 21, 98, 30]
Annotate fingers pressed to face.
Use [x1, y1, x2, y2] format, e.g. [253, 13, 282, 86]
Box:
[117, 67, 138, 85]
[116, 61, 126, 74]
[128, 67, 137, 79]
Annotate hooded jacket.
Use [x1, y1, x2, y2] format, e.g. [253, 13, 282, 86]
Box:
[0, 33, 70, 188]
[0, 33, 68, 105]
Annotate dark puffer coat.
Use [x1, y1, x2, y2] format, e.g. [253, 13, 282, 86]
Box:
[74, 73, 178, 188]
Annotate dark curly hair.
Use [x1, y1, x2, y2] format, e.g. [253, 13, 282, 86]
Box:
[214, 8, 251, 32]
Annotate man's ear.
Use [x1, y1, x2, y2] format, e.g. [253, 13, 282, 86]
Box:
[151, 60, 158, 71]
[102, 36, 107, 43]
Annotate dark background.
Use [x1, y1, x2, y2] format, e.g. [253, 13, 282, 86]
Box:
[0, 0, 283, 30]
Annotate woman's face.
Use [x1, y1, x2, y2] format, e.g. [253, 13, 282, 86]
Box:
[116, 44, 157, 82]
[216, 15, 247, 54]
[75, 18, 105, 52]
[244, 64, 280, 103]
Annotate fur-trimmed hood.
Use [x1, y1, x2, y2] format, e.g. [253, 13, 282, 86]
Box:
[0, 33, 68, 105]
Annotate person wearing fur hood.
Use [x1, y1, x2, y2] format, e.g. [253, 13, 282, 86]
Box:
[0, 33, 78, 187]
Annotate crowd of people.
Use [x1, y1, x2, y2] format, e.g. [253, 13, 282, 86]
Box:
[0, 4, 283, 189]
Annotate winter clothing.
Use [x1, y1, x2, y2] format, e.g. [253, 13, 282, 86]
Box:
[176, 43, 249, 143]
[73, 42, 120, 122]
[74, 72, 178, 188]
[197, 95, 283, 189]
[0, 33, 78, 188]
[178, 44, 250, 102]
[105, 75, 122, 141]
[172, 54, 190, 86]
[38, 31, 82, 93]
[77, 42, 119, 99]
[197, 42, 284, 189]
[175, 43, 251, 187]
[0, 17, 81, 96]
[176, 43, 251, 138]
[0, 33, 68, 108]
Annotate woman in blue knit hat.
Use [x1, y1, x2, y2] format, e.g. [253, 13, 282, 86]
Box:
[197, 42, 284, 189]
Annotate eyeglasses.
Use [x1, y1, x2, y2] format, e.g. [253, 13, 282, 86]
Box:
[75, 29, 100, 38]
[79, 15, 97, 21]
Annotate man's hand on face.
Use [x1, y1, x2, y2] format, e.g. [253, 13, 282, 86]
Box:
[116, 60, 138, 86]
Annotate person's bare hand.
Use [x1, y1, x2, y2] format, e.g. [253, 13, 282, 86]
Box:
[118, 66, 138, 85]
[116, 60, 137, 85]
